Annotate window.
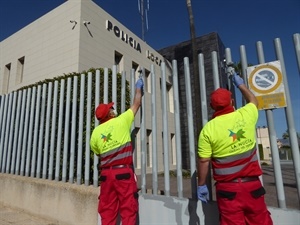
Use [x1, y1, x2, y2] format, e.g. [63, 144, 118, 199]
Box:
[132, 61, 139, 81]
[132, 62, 139, 72]
[160, 79, 173, 112]
[170, 133, 176, 165]
[3, 63, 11, 93]
[16, 56, 25, 84]
[144, 69, 151, 93]
[114, 51, 123, 73]
[167, 82, 173, 113]
[146, 129, 152, 167]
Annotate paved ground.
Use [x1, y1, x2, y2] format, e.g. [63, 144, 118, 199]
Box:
[261, 164, 299, 209]
[0, 164, 299, 224]
[0, 204, 61, 225]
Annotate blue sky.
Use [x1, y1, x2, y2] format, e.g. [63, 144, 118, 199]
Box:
[0, 0, 299, 137]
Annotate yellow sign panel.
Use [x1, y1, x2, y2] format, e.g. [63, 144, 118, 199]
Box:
[247, 61, 287, 110]
[256, 92, 286, 110]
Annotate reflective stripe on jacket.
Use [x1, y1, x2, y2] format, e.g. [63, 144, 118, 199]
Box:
[100, 142, 133, 168]
[212, 145, 262, 182]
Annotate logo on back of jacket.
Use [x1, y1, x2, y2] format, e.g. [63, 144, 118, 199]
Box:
[101, 125, 120, 150]
[228, 119, 254, 153]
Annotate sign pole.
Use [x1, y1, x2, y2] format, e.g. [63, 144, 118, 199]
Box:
[256, 41, 287, 209]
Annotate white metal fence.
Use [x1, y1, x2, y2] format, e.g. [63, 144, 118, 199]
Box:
[1, 35, 300, 209]
[0, 68, 133, 187]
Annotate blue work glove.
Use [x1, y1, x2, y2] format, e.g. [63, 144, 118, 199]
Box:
[135, 78, 144, 89]
[197, 185, 209, 203]
[232, 72, 244, 87]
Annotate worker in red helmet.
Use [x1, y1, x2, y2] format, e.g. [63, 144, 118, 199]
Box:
[197, 73, 273, 225]
[90, 78, 143, 225]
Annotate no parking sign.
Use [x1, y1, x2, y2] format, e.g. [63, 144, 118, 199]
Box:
[247, 60, 286, 110]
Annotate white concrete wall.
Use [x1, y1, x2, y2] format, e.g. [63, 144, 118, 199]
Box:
[1, 174, 299, 225]
[0, 173, 99, 225]
[139, 195, 300, 225]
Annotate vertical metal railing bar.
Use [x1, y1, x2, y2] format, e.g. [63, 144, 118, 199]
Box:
[95, 68, 109, 181]
[256, 41, 286, 208]
[293, 33, 300, 73]
[55, 80, 65, 181]
[239, 45, 248, 106]
[225, 49, 236, 106]
[104, 68, 109, 103]
[211, 51, 222, 200]
[70, 76, 78, 183]
[151, 64, 158, 196]
[6, 92, 17, 173]
[101, 67, 109, 185]
[11, 91, 22, 174]
[198, 54, 208, 128]
[85, 72, 92, 186]
[16, 90, 27, 175]
[112, 66, 117, 109]
[140, 67, 147, 195]
[3, 93, 13, 172]
[62, 78, 72, 182]
[239, 45, 264, 186]
[225, 48, 236, 107]
[130, 69, 137, 166]
[31, 85, 42, 177]
[37, 84, 47, 178]
[211, 51, 220, 89]
[274, 38, 300, 205]
[25, 87, 36, 177]
[0, 94, 5, 170]
[77, 74, 85, 185]
[0, 95, 8, 171]
[43, 82, 52, 179]
[49, 81, 58, 180]
[93, 70, 100, 187]
[121, 71, 126, 113]
[212, 52, 220, 89]
[0, 95, 5, 139]
[199, 53, 213, 199]
[172, 60, 183, 198]
[161, 62, 170, 197]
[183, 57, 197, 199]
[1, 95, 8, 171]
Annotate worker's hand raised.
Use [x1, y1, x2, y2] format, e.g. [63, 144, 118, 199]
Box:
[135, 78, 144, 89]
[232, 73, 244, 87]
[197, 185, 209, 203]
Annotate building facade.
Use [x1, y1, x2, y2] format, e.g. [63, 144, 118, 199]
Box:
[0, 0, 229, 172]
[256, 126, 272, 161]
[0, 0, 176, 173]
[0, 0, 167, 94]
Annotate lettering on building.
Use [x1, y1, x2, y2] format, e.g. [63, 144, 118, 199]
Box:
[146, 50, 162, 66]
[106, 20, 141, 53]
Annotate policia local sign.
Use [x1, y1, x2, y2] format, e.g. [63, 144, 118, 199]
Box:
[106, 20, 162, 66]
[247, 60, 287, 110]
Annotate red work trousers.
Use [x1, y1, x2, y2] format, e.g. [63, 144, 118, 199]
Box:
[98, 167, 138, 225]
[216, 179, 273, 225]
